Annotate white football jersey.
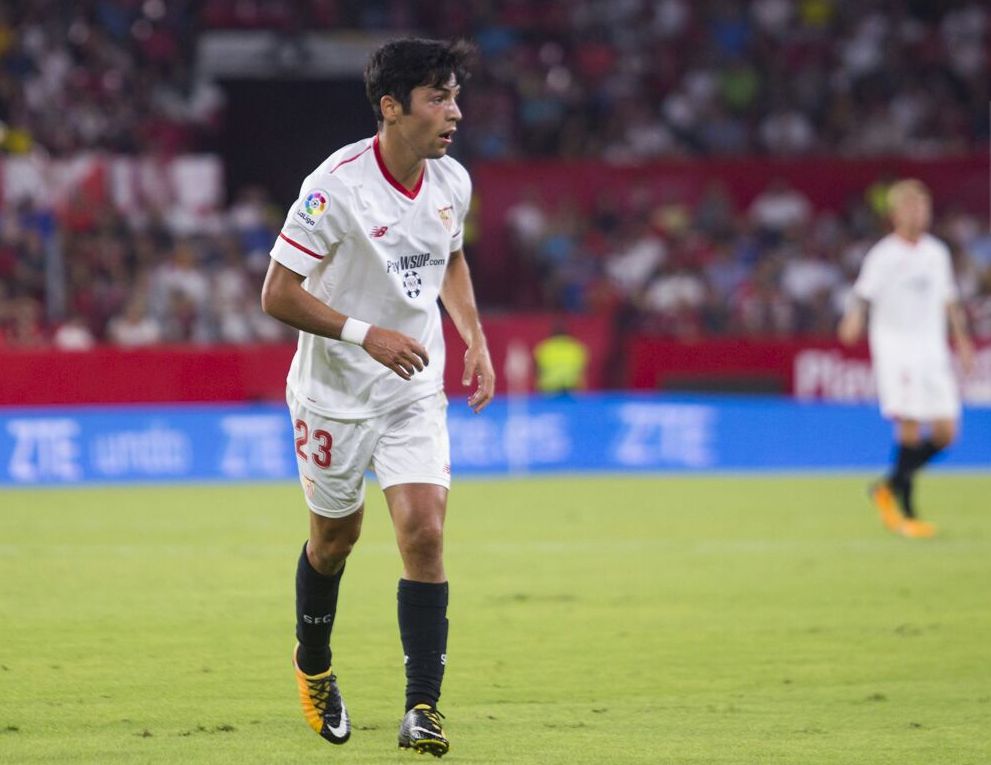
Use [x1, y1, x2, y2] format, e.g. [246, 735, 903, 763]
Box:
[853, 233, 957, 362]
[270, 136, 471, 418]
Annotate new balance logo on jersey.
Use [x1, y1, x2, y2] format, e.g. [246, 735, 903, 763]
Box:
[370, 226, 389, 238]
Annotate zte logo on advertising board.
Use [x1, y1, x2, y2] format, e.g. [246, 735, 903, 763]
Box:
[5, 418, 82, 482]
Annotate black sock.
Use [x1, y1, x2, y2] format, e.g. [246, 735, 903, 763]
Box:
[398, 579, 449, 712]
[887, 444, 919, 517]
[295, 542, 344, 675]
[887, 441, 945, 519]
[901, 478, 916, 519]
[910, 439, 943, 471]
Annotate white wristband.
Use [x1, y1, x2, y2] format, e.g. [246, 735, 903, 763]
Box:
[340, 317, 371, 346]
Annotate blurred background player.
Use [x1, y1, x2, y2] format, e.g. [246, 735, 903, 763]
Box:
[839, 180, 975, 538]
[261, 38, 494, 757]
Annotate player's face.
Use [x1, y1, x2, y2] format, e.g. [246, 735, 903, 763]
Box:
[891, 191, 931, 234]
[401, 74, 462, 160]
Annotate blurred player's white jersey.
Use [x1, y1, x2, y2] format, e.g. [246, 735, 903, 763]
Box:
[853, 232, 960, 419]
[270, 136, 471, 418]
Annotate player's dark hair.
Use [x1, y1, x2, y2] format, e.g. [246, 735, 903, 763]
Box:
[365, 38, 474, 123]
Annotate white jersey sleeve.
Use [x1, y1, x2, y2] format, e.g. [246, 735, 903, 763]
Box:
[270, 175, 351, 277]
[852, 242, 884, 303]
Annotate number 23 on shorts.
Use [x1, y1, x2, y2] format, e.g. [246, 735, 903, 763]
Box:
[294, 419, 333, 468]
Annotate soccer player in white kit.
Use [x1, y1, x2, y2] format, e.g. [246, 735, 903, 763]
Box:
[839, 179, 974, 538]
[260, 39, 494, 757]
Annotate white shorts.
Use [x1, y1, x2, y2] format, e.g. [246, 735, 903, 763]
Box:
[874, 355, 960, 422]
[287, 389, 451, 518]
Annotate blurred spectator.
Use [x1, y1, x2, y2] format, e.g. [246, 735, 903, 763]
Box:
[228, 185, 283, 273]
[3, 296, 46, 346]
[106, 298, 162, 347]
[758, 107, 816, 155]
[735, 258, 796, 337]
[638, 262, 708, 338]
[604, 220, 667, 299]
[52, 313, 96, 350]
[150, 238, 211, 335]
[160, 288, 209, 343]
[780, 246, 843, 333]
[212, 237, 291, 343]
[969, 269, 991, 339]
[506, 188, 549, 259]
[749, 179, 813, 235]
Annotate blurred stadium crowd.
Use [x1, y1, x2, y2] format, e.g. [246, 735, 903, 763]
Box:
[504, 177, 991, 339]
[0, 0, 989, 347]
[3, 1, 987, 158]
[0, 1, 218, 156]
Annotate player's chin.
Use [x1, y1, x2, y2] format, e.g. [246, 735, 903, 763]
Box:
[430, 136, 455, 157]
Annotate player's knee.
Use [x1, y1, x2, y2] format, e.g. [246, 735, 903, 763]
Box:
[400, 520, 444, 564]
[932, 430, 956, 449]
[308, 538, 354, 574]
[309, 528, 361, 572]
[930, 419, 957, 448]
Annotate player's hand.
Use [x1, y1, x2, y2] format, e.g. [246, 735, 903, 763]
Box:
[463, 342, 495, 413]
[838, 299, 867, 346]
[362, 325, 429, 381]
[837, 313, 863, 346]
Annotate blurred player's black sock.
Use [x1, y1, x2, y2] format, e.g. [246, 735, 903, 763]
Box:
[910, 439, 943, 471]
[888, 441, 945, 518]
[398, 579, 448, 711]
[295, 542, 344, 675]
[888, 444, 918, 517]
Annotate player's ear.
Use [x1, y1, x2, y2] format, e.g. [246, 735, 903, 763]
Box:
[380, 95, 400, 124]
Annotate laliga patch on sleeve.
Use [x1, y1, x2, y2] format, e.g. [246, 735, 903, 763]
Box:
[295, 189, 330, 228]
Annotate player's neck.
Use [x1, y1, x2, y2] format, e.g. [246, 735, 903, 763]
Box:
[375, 132, 425, 193]
[893, 228, 924, 245]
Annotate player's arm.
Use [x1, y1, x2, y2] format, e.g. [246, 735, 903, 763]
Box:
[261, 259, 429, 380]
[440, 248, 495, 412]
[947, 300, 975, 374]
[838, 296, 868, 346]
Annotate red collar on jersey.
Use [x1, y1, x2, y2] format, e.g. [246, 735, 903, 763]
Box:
[373, 135, 424, 200]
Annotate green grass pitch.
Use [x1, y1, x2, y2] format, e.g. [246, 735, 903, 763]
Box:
[1, 474, 989, 764]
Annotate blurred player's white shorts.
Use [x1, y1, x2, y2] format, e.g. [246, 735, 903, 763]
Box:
[287, 388, 451, 518]
[873, 353, 961, 422]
